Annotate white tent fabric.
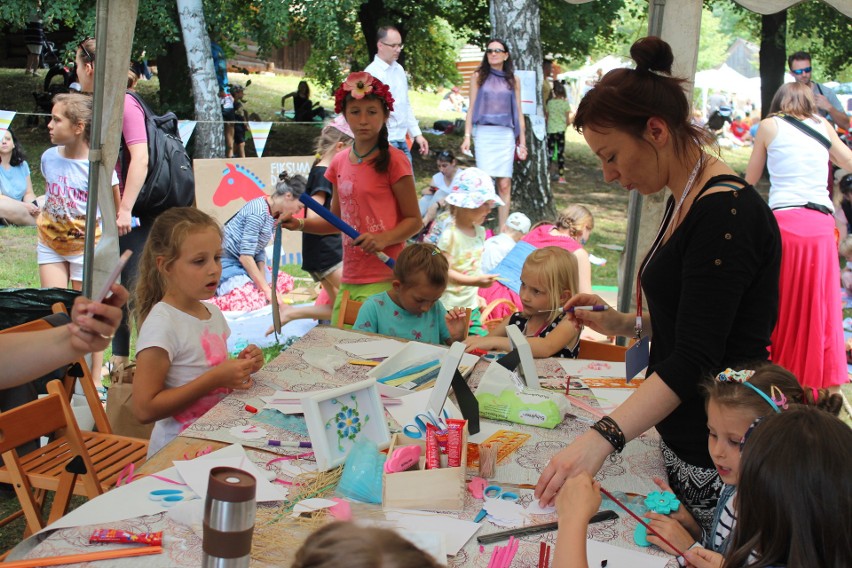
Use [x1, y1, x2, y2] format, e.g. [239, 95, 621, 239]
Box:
[562, 0, 852, 18]
[83, 0, 138, 296]
[693, 64, 751, 91]
[556, 55, 631, 81]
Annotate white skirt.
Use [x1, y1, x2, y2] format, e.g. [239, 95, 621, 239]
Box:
[473, 125, 515, 178]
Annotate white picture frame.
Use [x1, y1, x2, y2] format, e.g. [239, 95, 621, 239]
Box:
[303, 378, 391, 471]
[506, 325, 540, 388]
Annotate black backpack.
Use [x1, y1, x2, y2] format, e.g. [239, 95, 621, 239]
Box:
[121, 91, 195, 217]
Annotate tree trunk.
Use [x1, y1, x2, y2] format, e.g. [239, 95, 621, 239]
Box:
[176, 0, 224, 159]
[156, 42, 194, 117]
[759, 11, 787, 119]
[490, 0, 554, 223]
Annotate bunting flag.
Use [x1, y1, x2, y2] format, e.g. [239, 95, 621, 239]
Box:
[0, 110, 16, 134]
[177, 120, 197, 148]
[248, 121, 273, 157]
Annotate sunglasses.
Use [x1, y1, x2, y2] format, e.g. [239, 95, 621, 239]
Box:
[791, 66, 812, 75]
[78, 36, 95, 62]
[486, 48, 506, 55]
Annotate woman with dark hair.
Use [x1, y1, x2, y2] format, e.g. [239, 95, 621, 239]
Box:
[282, 80, 326, 123]
[534, 37, 782, 535]
[745, 82, 852, 394]
[0, 128, 39, 226]
[460, 39, 526, 227]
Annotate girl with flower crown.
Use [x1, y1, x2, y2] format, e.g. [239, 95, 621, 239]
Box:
[280, 72, 421, 322]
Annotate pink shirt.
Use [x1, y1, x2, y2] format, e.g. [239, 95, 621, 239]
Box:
[325, 146, 413, 284]
[116, 92, 147, 192]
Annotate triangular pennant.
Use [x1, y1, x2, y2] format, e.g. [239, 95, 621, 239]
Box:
[247, 121, 273, 157]
[177, 120, 197, 148]
[0, 110, 16, 133]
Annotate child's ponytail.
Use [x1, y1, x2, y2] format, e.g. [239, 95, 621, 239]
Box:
[374, 123, 390, 173]
[803, 387, 843, 416]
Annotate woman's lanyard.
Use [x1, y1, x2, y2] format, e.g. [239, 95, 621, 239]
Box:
[634, 155, 704, 339]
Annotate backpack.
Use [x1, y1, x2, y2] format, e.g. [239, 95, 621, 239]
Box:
[706, 106, 733, 132]
[121, 91, 195, 217]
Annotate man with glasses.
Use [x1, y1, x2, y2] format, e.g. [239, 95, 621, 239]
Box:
[365, 26, 429, 166]
[788, 51, 849, 131]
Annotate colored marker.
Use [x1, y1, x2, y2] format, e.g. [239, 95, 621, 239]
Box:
[244, 404, 258, 414]
[349, 359, 381, 366]
[268, 440, 312, 448]
[538, 305, 609, 313]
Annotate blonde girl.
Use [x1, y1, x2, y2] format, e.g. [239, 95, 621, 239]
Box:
[437, 167, 502, 336]
[465, 247, 581, 358]
[133, 208, 263, 458]
[38, 93, 119, 289]
[280, 72, 421, 323]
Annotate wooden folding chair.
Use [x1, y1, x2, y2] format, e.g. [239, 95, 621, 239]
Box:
[578, 338, 629, 362]
[0, 380, 147, 537]
[335, 290, 364, 329]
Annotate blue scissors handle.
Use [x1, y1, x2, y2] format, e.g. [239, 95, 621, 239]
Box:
[474, 485, 520, 523]
[403, 409, 450, 439]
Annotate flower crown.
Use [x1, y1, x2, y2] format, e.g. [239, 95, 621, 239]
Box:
[334, 72, 395, 114]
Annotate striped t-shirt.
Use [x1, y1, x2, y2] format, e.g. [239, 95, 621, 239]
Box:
[222, 197, 274, 262]
[713, 489, 737, 550]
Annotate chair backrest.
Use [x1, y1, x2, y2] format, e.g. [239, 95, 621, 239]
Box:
[578, 339, 629, 362]
[335, 290, 363, 329]
[0, 380, 103, 532]
[0, 304, 112, 434]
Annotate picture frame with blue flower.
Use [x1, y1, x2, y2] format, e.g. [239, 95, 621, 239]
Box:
[302, 378, 391, 471]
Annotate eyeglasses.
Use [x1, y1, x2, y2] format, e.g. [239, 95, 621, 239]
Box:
[791, 66, 812, 75]
[78, 36, 95, 62]
[381, 42, 404, 50]
[486, 48, 506, 55]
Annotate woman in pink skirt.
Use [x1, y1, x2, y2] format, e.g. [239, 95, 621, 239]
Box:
[746, 82, 852, 392]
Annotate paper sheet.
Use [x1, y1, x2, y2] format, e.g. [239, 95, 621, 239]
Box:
[585, 539, 670, 567]
[40, 444, 248, 533]
[589, 388, 635, 410]
[339, 338, 406, 359]
[261, 390, 316, 415]
[173, 454, 287, 502]
[558, 359, 627, 379]
[379, 509, 481, 556]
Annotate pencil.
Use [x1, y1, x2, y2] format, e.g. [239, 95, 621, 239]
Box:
[1, 545, 163, 567]
[349, 359, 381, 366]
[599, 487, 685, 557]
[538, 305, 609, 313]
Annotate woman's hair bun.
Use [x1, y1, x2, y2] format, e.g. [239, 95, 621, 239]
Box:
[630, 36, 674, 75]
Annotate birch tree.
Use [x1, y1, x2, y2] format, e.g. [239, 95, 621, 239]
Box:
[491, 0, 554, 222]
[176, 0, 223, 158]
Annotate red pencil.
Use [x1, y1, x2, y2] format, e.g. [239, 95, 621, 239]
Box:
[538, 541, 546, 568]
[599, 487, 685, 557]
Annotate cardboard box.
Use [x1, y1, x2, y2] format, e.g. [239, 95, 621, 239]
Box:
[382, 431, 467, 512]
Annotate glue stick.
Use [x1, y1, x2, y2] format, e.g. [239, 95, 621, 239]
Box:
[425, 423, 440, 469]
[446, 419, 466, 468]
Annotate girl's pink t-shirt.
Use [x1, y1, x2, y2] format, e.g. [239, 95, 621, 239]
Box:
[325, 146, 413, 284]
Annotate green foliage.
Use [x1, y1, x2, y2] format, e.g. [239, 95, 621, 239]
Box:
[787, 2, 852, 81]
[696, 8, 729, 71]
[540, 0, 625, 64]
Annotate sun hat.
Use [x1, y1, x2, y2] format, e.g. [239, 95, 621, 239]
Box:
[445, 167, 505, 209]
[323, 115, 354, 138]
[505, 212, 531, 233]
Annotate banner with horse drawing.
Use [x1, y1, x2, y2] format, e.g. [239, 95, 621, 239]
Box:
[193, 156, 314, 225]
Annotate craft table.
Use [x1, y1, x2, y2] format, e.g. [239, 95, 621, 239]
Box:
[7, 326, 677, 567]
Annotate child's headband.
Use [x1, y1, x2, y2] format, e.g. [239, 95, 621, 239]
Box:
[334, 72, 395, 114]
[715, 368, 786, 414]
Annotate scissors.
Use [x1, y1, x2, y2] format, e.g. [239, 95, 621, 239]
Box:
[473, 484, 520, 522]
[403, 408, 450, 439]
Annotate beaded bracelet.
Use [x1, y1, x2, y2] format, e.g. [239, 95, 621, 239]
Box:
[591, 416, 626, 453]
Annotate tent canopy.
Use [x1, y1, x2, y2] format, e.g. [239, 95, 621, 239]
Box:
[563, 0, 852, 18]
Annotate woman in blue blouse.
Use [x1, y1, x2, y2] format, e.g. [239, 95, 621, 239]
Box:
[0, 129, 38, 226]
[460, 39, 526, 227]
